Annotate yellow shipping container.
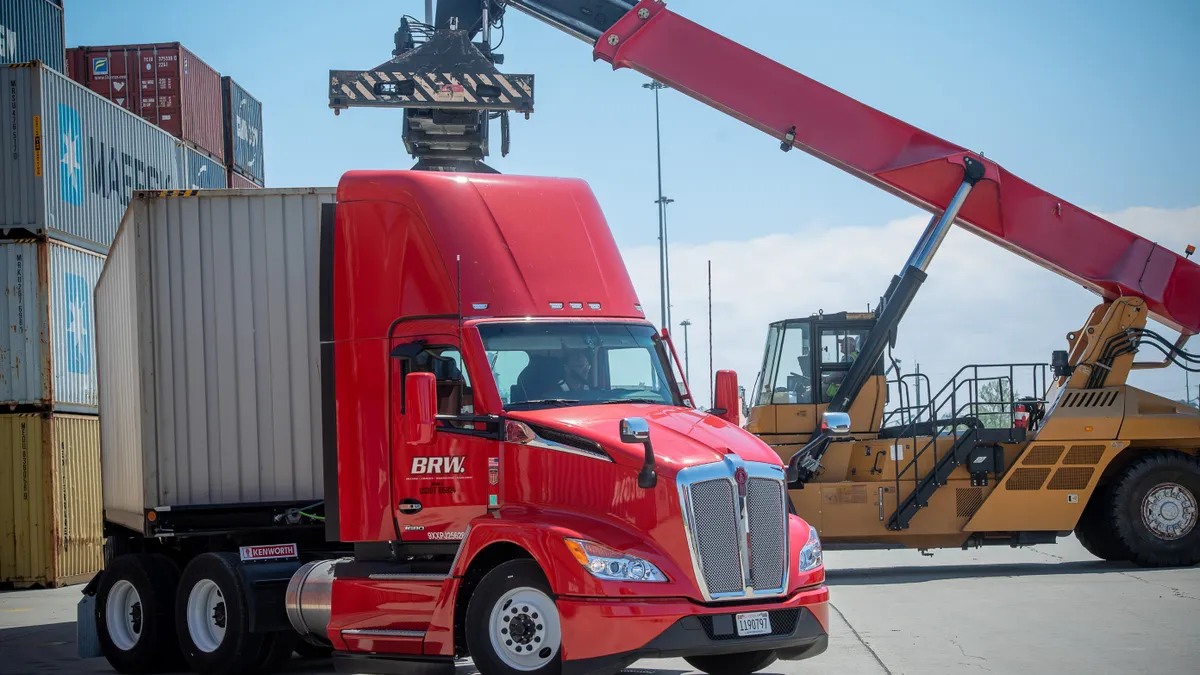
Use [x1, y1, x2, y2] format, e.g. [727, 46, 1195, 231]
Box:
[0, 413, 103, 588]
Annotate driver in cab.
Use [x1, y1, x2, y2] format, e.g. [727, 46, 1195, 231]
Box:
[556, 349, 592, 393]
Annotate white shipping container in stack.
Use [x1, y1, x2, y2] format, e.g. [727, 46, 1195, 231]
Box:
[0, 239, 105, 411]
[0, 63, 186, 253]
[95, 188, 334, 531]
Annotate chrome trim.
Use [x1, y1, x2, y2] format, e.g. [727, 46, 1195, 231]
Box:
[449, 524, 472, 574]
[342, 629, 426, 638]
[675, 458, 789, 603]
[525, 434, 613, 462]
[367, 573, 449, 581]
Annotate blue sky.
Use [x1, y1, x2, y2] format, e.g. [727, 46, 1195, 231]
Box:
[63, 0, 1200, 405]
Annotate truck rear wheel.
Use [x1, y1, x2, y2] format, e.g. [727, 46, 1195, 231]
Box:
[253, 630, 298, 673]
[95, 554, 184, 674]
[685, 649, 779, 675]
[1074, 483, 1131, 561]
[465, 559, 562, 675]
[1109, 451, 1200, 568]
[176, 552, 267, 675]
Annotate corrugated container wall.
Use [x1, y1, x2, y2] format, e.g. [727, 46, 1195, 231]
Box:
[0, 63, 187, 252]
[229, 170, 261, 189]
[222, 77, 264, 185]
[64, 43, 224, 163]
[0, 239, 105, 412]
[96, 188, 334, 529]
[0, 0, 65, 72]
[183, 146, 228, 189]
[0, 413, 104, 588]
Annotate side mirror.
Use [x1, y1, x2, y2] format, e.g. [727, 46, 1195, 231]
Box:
[405, 372, 438, 445]
[821, 411, 851, 435]
[620, 417, 656, 489]
[713, 370, 740, 425]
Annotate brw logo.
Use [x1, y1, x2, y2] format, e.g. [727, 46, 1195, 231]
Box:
[411, 456, 467, 475]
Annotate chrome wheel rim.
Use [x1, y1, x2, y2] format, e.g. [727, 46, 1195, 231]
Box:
[1141, 482, 1197, 540]
[488, 587, 560, 671]
[186, 579, 227, 653]
[105, 580, 142, 651]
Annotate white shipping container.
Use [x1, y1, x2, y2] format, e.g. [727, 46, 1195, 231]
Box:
[95, 188, 334, 531]
[0, 238, 105, 411]
[1, 63, 187, 253]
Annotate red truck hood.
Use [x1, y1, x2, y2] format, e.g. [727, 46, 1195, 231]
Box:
[507, 404, 780, 475]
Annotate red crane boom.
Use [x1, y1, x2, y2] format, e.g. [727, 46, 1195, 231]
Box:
[508, 0, 1200, 335]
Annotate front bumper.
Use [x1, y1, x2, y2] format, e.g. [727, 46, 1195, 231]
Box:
[558, 585, 829, 675]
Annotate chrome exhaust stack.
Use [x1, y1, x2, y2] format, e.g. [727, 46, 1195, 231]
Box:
[285, 560, 338, 642]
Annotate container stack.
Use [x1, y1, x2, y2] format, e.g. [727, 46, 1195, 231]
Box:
[1, 1, 265, 588]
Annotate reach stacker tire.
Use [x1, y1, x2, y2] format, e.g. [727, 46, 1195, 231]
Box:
[96, 554, 185, 674]
[685, 650, 780, 675]
[176, 552, 267, 675]
[1109, 451, 1200, 568]
[1074, 483, 1131, 562]
[465, 559, 563, 675]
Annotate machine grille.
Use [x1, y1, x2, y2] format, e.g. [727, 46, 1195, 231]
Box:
[689, 479, 743, 595]
[1048, 467, 1094, 490]
[1023, 446, 1065, 466]
[699, 609, 801, 641]
[1063, 445, 1105, 465]
[1006, 468, 1052, 490]
[956, 487, 984, 517]
[747, 478, 785, 590]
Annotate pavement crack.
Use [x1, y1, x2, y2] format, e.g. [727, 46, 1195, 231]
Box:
[1118, 572, 1200, 601]
[830, 602, 894, 675]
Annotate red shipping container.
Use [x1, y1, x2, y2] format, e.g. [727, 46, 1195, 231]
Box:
[64, 43, 224, 162]
[228, 170, 262, 189]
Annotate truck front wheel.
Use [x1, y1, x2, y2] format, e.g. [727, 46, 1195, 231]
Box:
[685, 650, 779, 675]
[176, 553, 267, 674]
[95, 554, 184, 674]
[1109, 451, 1200, 568]
[465, 560, 562, 675]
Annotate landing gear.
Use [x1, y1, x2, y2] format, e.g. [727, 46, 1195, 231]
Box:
[466, 560, 563, 675]
[1108, 451, 1200, 568]
[176, 553, 266, 674]
[685, 650, 779, 675]
[95, 554, 183, 674]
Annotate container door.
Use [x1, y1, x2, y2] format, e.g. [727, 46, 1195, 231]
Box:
[389, 337, 493, 543]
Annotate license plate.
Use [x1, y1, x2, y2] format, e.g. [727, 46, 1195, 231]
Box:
[735, 611, 772, 637]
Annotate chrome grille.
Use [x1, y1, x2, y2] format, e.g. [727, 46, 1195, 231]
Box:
[677, 459, 789, 601]
[689, 479, 743, 595]
[747, 478, 785, 589]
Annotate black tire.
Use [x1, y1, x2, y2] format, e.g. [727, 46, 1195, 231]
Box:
[465, 560, 561, 675]
[1074, 483, 1131, 562]
[95, 553, 184, 674]
[1108, 451, 1200, 568]
[685, 650, 779, 675]
[254, 631, 298, 673]
[293, 639, 334, 659]
[175, 552, 267, 675]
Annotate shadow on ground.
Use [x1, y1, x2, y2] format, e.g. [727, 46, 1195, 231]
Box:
[824, 559, 1164, 585]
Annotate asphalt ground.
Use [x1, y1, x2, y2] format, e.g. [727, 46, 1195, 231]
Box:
[2, 535, 1197, 675]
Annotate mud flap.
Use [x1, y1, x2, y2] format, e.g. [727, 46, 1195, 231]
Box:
[76, 593, 101, 659]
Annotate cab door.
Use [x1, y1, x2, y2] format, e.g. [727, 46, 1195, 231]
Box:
[389, 336, 496, 543]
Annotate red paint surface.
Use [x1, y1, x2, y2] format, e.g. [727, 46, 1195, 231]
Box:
[228, 170, 262, 189]
[65, 43, 225, 162]
[590, 0, 1200, 334]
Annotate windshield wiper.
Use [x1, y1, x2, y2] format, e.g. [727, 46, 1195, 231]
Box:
[600, 398, 663, 405]
[507, 399, 580, 408]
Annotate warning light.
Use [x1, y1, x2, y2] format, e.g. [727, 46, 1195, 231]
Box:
[1186, 244, 1195, 260]
[147, 510, 157, 522]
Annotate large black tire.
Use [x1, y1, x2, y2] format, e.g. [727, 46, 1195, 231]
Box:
[1108, 451, 1200, 568]
[685, 650, 779, 675]
[465, 560, 562, 675]
[175, 552, 267, 675]
[1074, 483, 1131, 562]
[254, 630, 298, 673]
[95, 553, 184, 674]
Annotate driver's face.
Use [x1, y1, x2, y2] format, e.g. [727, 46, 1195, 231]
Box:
[566, 354, 590, 379]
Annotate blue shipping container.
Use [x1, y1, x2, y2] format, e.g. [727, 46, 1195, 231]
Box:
[183, 147, 228, 189]
[0, 0, 65, 73]
[222, 77, 264, 185]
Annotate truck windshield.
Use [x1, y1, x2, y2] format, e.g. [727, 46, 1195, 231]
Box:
[477, 322, 684, 410]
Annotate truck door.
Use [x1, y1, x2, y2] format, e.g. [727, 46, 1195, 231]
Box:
[389, 338, 495, 543]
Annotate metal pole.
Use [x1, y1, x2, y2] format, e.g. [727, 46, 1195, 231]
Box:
[902, 179, 975, 275]
[425, 0, 433, 25]
[662, 196, 675, 328]
[644, 80, 668, 328]
[680, 319, 692, 382]
[708, 260, 714, 408]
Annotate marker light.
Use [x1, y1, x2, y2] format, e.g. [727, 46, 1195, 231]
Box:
[564, 539, 667, 582]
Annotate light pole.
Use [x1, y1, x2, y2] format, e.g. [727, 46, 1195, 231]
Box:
[660, 196, 675, 327]
[679, 319, 692, 382]
[643, 80, 670, 328]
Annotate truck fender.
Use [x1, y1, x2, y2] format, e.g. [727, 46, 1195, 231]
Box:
[233, 559, 305, 633]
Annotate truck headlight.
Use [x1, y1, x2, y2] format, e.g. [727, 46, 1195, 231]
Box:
[564, 539, 668, 582]
[799, 525, 823, 572]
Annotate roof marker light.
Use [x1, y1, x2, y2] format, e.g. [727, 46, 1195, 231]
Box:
[549, 302, 564, 310]
[588, 302, 602, 310]
[569, 302, 584, 310]
[472, 303, 489, 310]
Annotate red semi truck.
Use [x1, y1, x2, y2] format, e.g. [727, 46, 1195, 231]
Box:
[83, 171, 839, 675]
